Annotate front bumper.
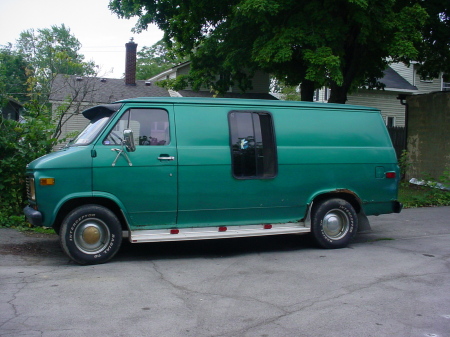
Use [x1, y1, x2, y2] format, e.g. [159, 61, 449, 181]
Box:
[23, 206, 43, 227]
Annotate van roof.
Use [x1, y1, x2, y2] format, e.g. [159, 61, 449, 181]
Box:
[115, 97, 379, 112]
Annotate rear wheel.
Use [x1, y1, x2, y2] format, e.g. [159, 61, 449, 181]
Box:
[311, 198, 358, 249]
[59, 204, 122, 265]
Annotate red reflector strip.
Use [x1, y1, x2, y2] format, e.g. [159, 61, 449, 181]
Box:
[218, 226, 227, 232]
[170, 229, 179, 234]
[264, 224, 272, 229]
[386, 172, 396, 179]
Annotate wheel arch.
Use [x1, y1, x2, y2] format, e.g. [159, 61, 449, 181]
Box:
[309, 189, 363, 215]
[306, 189, 371, 232]
[54, 196, 130, 234]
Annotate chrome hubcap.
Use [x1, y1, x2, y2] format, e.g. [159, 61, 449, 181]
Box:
[73, 219, 110, 254]
[323, 209, 350, 240]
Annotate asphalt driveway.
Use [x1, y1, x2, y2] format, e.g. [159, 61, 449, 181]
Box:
[1, 206, 449, 337]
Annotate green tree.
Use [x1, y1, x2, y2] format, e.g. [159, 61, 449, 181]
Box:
[109, 0, 448, 103]
[16, 24, 94, 78]
[14, 24, 96, 104]
[415, 0, 450, 80]
[0, 45, 30, 106]
[136, 39, 186, 80]
[0, 114, 55, 226]
[11, 24, 99, 139]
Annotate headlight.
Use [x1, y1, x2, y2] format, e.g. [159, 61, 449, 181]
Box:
[27, 177, 36, 201]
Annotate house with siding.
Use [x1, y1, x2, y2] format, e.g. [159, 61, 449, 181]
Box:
[313, 62, 448, 126]
[49, 40, 171, 145]
[150, 60, 448, 127]
[49, 74, 170, 144]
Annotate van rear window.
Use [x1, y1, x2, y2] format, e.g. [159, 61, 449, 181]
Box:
[229, 111, 277, 179]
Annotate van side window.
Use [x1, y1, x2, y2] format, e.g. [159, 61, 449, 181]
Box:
[229, 111, 277, 179]
[104, 108, 170, 146]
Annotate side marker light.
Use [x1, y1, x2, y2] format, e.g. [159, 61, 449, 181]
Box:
[40, 178, 55, 186]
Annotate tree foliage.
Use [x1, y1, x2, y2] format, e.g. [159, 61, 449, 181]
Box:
[136, 39, 186, 80]
[16, 24, 94, 79]
[0, 114, 55, 226]
[109, 0, 448, 103]
[7, 24, 100, 138]
[415, 0, 450, 80]
[0, 45, 30, 106]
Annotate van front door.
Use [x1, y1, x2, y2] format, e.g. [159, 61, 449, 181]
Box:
[92, 106, 177, 229]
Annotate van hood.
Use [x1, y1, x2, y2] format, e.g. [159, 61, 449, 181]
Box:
[26, 146, 92, 170]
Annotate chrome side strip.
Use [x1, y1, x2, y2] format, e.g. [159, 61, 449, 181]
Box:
[129, 222, 309, 243]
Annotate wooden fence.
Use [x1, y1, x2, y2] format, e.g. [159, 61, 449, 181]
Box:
[387, 126, 406, 159]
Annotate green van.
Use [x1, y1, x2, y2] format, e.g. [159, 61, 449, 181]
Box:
[24, 97, 402, 264]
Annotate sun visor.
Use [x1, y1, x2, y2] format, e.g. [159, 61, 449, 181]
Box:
[82, 104, 122, 121]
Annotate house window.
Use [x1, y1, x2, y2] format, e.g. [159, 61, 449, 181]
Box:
[385, 116, 395, 127]
[228, 111, 277, 179]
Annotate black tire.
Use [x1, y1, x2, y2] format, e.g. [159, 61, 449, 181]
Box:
[311, 198, 358, 249]
[59, 204, 122, 265]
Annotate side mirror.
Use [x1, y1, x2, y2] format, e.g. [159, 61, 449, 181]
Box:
[123, 129, 136, 152]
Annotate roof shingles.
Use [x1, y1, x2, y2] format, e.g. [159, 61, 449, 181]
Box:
[50, 74, 171, 103]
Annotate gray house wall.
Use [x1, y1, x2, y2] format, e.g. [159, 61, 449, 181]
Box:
[347, 89, 406, 126]
[390, 62, 442, 94]
[314, 62, 444, 127]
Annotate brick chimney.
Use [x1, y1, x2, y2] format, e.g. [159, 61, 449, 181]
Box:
[125, 38, 137, 86]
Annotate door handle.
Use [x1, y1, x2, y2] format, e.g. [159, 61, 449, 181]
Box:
[158, 155, 175, 161]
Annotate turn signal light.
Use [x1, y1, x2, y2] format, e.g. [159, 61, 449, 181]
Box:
[385, 172, 396, 179]
[40, 178, 55, 186]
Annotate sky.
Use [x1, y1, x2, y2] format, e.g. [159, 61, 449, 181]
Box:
[0, 0, 164, 78]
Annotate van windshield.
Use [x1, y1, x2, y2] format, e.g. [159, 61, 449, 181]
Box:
[70, 117, 110, 146]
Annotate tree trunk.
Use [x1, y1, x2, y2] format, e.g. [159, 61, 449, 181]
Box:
[300, 80, 315, 101]
[328, 82, 348, 104]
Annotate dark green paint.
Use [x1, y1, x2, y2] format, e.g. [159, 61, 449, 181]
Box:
[25, 97, 400, 230]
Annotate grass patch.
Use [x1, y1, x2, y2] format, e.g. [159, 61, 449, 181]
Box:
[399, 183, 450, 208]
[18, 226, 55, 235]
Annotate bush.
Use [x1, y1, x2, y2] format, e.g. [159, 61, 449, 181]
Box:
[0, 114, 56, 227]
[399, 170, 450, 208]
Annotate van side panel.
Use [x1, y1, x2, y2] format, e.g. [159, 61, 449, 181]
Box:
[174, 103, 398, 228]
[175, 104, 305, 228]
[274, 107, 399, 215]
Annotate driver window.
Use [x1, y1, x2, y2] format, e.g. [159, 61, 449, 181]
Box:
[103, 108, 170, 146]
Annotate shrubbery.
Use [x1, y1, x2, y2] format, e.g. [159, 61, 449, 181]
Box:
[0, 114, 55, 227]
[400, 171, 450, 208]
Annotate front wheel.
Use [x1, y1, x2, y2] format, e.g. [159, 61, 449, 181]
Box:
[59, 205, 122, 265]
[311, 198, 358, 249]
